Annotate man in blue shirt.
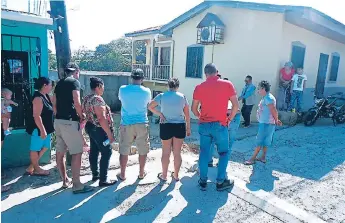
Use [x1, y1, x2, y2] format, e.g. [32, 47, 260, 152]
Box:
[118, 69, 152, 181]
[239, 75, 256, 128]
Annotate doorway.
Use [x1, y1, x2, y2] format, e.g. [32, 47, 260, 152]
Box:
[1, 50, 30, 128]
[315, 53, 329, 99]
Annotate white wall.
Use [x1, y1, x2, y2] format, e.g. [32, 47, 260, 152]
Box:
[280, 22, 345, 89]
[172, 6, 285, 117]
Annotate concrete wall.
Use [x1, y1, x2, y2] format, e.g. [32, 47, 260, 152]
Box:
[1, 19, 51, 168]
[280, 22, 345, 110]
[79, 72, 131, 111]
[172, 6, 285, 118]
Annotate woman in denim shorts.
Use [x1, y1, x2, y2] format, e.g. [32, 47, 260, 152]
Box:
[245, 80, 282, 165]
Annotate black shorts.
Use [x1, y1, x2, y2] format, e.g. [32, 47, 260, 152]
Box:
[160, 123, 186, 140]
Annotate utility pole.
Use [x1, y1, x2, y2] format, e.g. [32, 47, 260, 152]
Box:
[49, 0, 71, 79]
[49, 0, 72, 164]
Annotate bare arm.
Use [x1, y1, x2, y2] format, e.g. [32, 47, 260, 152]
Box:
[268, 103, 281, 125]
[32, 97, 46, 135]
[8, 100, 18, 106]
[94, 105, 113, 140]
[52, 94, 57, 115]
[183, 104, 191, 130]
[72, 90, 83, 119]
[228, 95, 239, 121]
[191, 100, 201, 118]
[303, 80, 307, 90]
[148, 100, 164, 117]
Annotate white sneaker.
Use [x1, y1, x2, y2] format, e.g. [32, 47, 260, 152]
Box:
[4, 130, 11, 136]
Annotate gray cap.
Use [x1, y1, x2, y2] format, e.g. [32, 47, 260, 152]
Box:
[131, 68, 144, 79]
[65, 62, 79, 72]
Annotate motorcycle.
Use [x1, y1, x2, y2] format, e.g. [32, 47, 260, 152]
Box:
[304, 92, 345, 126]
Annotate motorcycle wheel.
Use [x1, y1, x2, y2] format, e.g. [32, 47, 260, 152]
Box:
[304, 110, 318, 126]
[336, 112, 345, 124]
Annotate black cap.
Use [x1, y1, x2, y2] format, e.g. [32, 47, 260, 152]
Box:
[65, 62, 79, 72]
[131, 68, 144, 80]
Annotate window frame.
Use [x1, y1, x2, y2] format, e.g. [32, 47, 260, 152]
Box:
[185, 44, 204, 79]
[328, 52, 340, 83]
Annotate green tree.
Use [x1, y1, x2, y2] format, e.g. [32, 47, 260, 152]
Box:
[71, 37, 146, 72]
[48, 49, 57, 70]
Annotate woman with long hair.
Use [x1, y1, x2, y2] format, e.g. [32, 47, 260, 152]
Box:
[148, 78, 191, 181]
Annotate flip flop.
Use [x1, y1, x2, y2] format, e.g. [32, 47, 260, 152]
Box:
[256, 158, 267, 164]
[116, 174, 126, 181]
[1, 185, 11, 192]
[171, 172, 180, 181]
[61, 180, 72, 189]
[157, 173, 167, 182]
[72, 185, 94, 194]
[31, 171, 50, 176]
[244, 160, 255, 165]
[138, 171, 147, 180]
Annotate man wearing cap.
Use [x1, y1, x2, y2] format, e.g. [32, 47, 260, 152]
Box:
[53, 62, 93, 194]
[192, 63, 239, 191]
[118, 69, 151, 181]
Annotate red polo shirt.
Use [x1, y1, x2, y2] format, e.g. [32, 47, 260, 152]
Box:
[193, 76, 237, 126]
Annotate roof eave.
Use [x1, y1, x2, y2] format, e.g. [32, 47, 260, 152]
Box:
[125, 29, 160, 37]
[1, 10, 53, 26]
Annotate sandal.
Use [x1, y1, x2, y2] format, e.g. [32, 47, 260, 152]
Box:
[256, 158, 267, 164]
[244, 160, 255, 165]
[61, 180, 72, 189]
[171, 172, 180, 181]
[1, 185, 11, 192]
[138, 171, 147, 180]
[116, 174, 126, 181]
[157, 173, 167, 182]
[31, 170, 50, 176]
[72, 185, 94, 194]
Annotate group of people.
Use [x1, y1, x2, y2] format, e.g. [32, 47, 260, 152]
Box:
[2, 60, 288, 193]
[278, 62, 308, 112]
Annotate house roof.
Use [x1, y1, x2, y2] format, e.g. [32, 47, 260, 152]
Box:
[125, 25, 162, 37]
[1, 8, 53, 26]
[124, 1, 345, 44]
[197, 12, 225, 28]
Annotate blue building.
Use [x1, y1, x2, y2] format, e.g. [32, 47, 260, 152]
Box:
[1, 8, 54, 167]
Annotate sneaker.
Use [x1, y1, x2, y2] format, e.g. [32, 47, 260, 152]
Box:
[198, 179, 207, 191]
[99, 180, 117, 187]
[243, 125, 250, 128]
[216, 179, 234, 191]
[4, 130, 11, 136]
[208, 161, 214, 167]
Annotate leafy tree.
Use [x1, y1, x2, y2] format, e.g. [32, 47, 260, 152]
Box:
[48, 49, 57, 70]
[71, 37, 146, 72]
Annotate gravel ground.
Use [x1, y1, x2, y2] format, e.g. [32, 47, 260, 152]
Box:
[1, 118, 344, 222]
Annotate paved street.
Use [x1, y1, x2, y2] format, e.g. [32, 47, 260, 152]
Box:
[1, 121, 345, 223]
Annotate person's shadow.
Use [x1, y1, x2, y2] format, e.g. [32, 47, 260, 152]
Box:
[110, 180, 176, 222]
[246, 162, 279, 192]
[170, 174, 229, 223]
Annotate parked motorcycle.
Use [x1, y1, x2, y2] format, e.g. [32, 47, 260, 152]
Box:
[304, 92, 345, 126]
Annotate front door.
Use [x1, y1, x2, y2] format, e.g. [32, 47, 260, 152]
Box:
[1, 50, 30, 128]
[315, 53, 329, 99]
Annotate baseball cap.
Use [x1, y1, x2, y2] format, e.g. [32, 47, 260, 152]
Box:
[65, 62, 79, 72]
[131, 68, 144, 80]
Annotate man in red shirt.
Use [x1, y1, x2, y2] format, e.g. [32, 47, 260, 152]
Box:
[192, 63, 239, 191]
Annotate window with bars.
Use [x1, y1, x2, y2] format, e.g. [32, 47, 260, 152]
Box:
[185, 45, 204, 78]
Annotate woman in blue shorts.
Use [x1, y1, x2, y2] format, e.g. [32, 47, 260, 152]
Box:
[26, 77, 54, 176]
[245, 80, 282, 165]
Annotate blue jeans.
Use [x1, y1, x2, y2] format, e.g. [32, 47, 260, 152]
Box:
[289, 90, 303, 112]
[199, 122, 229, 184]
[209, 113, 241, 162]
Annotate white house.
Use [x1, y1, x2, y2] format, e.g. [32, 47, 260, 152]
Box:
[125, 0, 345, 113]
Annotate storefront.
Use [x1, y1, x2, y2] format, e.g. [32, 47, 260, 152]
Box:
[1, 9, 54, 167]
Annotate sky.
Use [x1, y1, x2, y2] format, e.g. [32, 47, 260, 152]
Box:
[5, 0, 345, 51]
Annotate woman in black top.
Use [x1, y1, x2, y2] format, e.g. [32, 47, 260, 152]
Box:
[26, 77, 54, 176]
